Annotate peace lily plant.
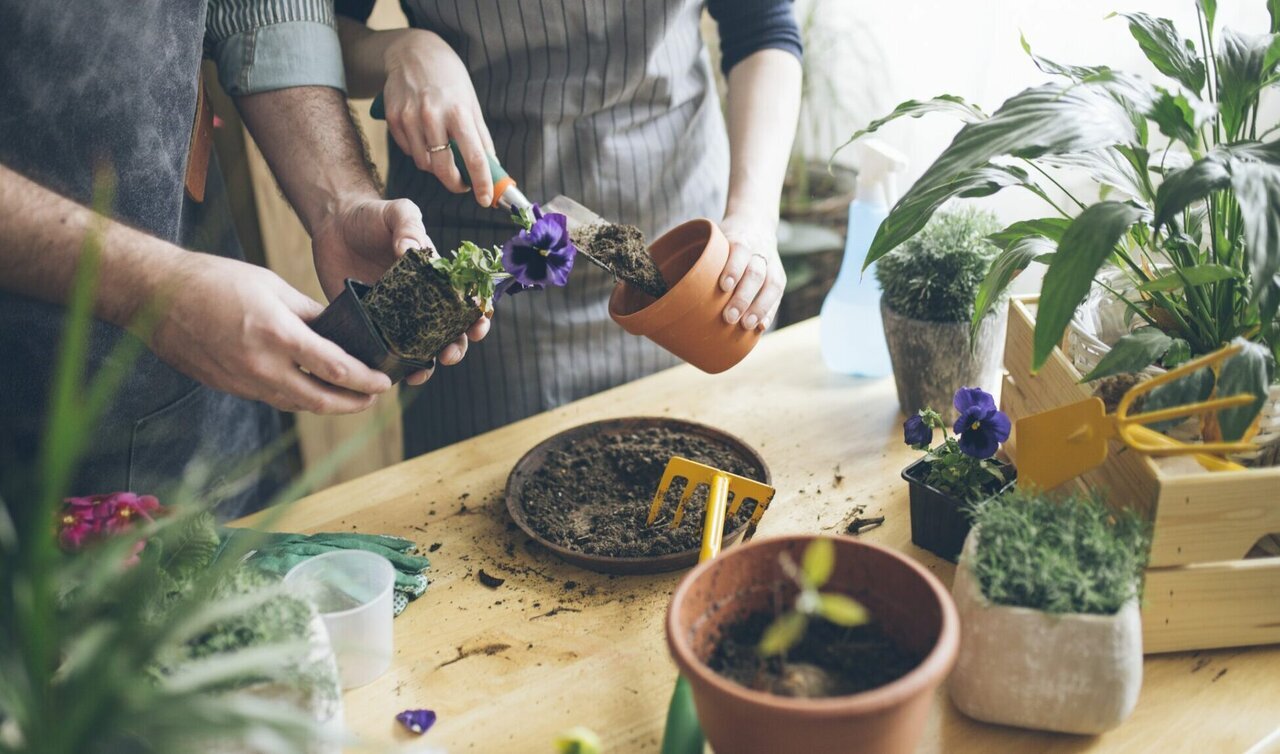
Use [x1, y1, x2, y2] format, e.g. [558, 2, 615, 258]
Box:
[841, 0, 1279, 447]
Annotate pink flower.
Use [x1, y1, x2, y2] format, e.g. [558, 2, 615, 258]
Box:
[58, 491, 166, 564]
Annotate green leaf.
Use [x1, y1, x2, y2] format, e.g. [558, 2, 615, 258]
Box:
[1115, 13, 1206, 91]
[1270, 0, 1280, 34]
[1081, 328, 1173, 381]
[1020, 33, 1110, 81]
[1164, 338, 1193, 367]
[865, 83, 1138, 268]
[801, 538, 836, 588]
[834, 95, 986, 160]
[1198, 0, 1217, 33]
[1136, 264, 1242, 292]
[1142, 363, 1215, 431]
[758, 612, 808, 657]
[972, 234, 1057, 341]
[1147, 87, 1216, 147]
[1216, 338, 1276, 441]
[815, 593, 869, 627]
[986, 217, 1071, 249]
[1216, 29, 1278, 138]
[1033, 202, 1150, 371]
[1228, 143, 1280, 323]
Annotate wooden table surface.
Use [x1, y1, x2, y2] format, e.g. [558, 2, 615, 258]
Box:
[248, 319, 1280, 753]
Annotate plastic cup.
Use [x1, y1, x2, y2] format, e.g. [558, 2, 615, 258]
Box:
[284, 550, 395, 689]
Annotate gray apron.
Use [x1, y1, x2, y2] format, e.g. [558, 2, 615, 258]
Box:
[0, 0, 283, 520]
[395, 0, 731, 455]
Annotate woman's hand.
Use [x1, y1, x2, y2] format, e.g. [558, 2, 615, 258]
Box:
[718, 213, 786, 332]
[382, 29, 496, 207]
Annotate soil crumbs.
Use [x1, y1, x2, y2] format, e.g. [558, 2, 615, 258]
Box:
[363, 247, 482, 361]
[520, 426, 762, 558]
[571, 223, 668, 299]
[708, 611, 924, 699]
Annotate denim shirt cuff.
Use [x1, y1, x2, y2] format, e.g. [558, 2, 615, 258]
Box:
[214, 20, 346, 96]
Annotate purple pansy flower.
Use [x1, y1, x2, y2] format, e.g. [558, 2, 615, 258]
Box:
[952, 387, 1010, 459]
[902, 414, 933, 449]
[395, 708, 437, 735]
[501, 204, 576, 289]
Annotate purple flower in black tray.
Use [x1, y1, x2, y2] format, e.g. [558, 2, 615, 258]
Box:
[502, 204, 576, 289]
[952, 386, 1010, 459]
[395, 708, 437, 735]
[902, 414, 933, 449]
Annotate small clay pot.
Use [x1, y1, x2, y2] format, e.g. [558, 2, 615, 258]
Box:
[901, 455, 1016, 563]
[949, 531, 1143, 734]
[309, 279, 433, 385]
[667, 535, 959, 754]
[609, 219, 762, 374]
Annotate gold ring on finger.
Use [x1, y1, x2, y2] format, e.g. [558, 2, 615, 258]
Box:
[427, 143, 450, 153]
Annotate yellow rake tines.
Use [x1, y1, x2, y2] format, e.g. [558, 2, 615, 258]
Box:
[646, 457, 776, 563]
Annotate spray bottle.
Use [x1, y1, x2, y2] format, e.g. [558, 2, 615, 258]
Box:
[819, 139, 907, 376]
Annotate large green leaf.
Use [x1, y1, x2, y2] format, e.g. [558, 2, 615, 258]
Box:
[1270, 0, 1280, 34]
[1137, 264, 1243, 292]
[1147, 86, 1216, 147]
[1041, 148, 1151, 200]
[865, 83, 1139, 267]
[1228, 144, 1280, 323]
[1198, 0, 1217, 33]
[1033, 202, 1150, 371]
[1115, 12, 1206, 92]
[987, 217, 1072, 249]
[1217, 29, 1278, 138]
[972, 234, 1057, 340]
[1020, 33, 1110, 81]
[1081, 328, 1173, 381]
[1216, 338, 1276, 440]
[834, 95, 986, 160]
[1142, 363, 1215, 431]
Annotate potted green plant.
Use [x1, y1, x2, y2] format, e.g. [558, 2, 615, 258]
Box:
[901, 386, 1015, 562]
[876, 207, 1005, 417]
[950, 489, 1150, 734]
[665, 536, 958, 754]
[841, 0, 1280, 465]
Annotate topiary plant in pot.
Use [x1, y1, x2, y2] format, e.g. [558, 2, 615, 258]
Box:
[876, 207, 1004, 418]
[950, 489, 1150, 734]
[841, 0, 1280, 464]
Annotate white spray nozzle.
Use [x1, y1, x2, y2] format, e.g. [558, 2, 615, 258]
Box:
[856, 138, 908, 207]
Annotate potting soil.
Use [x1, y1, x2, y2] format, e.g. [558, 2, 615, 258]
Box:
[571, 223, 669, 299]
[363, 247, 483, 361]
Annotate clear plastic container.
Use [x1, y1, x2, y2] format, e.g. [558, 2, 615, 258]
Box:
[284, 550, 395, 689]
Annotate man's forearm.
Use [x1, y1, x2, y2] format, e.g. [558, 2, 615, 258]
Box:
[723, 49, 803, 221]
[235, 85, 382, 235]
[0, 163, 186, 327]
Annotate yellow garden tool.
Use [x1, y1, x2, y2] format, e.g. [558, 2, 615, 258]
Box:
[651, 457, 776, 754]
[1016, 343, 1258, 491]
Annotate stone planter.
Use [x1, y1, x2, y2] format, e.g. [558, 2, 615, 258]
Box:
[881, 300, 1008, 420]
[949, 532, 1143, 734]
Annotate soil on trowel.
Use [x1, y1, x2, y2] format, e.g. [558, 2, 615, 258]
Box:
[520, 426, 763, 558]
[363, 247, 483, 361]
[570, 223, 669, 299]
[708, 610, 924, 699]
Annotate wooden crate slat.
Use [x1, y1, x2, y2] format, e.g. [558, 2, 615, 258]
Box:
[1143, 557, 1280, 653]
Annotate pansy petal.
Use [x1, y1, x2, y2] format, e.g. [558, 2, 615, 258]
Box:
[957, 427, 998, 459]
[395, 709, 438, 735]
[987, 409, 1012, 443]
[952, 386, 995, 415]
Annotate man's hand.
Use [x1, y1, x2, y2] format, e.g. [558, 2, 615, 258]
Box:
[149, 253, 393, 413]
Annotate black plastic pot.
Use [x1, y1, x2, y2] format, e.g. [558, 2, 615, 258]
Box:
[309, 278, 432, 385]
[901, 456, 1016, 563]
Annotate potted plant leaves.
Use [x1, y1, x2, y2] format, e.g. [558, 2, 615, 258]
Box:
[901, 386, 1015, 562]
[950, 489, 1150, 734]
[311, 206, 575, 383]
[877, 207, 1006, 418]
[666, 536, 958, 754]
[841, 0, 1280, 464]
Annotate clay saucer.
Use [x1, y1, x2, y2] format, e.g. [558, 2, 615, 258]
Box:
[505, 417, 771, 575]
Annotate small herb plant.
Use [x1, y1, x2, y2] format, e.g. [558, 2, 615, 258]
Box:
[876, 207, 1000, 323]
[903, 386, 1011, 501]
[758, 538, 868, 657]
[968, 489, 1150, 614]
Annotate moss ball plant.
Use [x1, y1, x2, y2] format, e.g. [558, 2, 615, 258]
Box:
[876, 207, 999, 323]
[968, 489, 1150, 615]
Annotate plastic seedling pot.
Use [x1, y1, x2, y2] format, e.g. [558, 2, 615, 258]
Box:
[284, 550, 396, 689]
[900, 456, 1016, 563]
[309, 279, 432, 385]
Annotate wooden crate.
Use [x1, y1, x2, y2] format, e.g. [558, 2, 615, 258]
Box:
[1001, 296, 1280, 654]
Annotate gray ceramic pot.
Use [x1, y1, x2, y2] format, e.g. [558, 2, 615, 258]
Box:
[881, 300, 1008, 420]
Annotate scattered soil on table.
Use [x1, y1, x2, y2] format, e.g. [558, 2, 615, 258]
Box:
[519, 426, 763, 558]
[363, 247, 482, 361]
[708, 611, 924, 699]
[571, 223, 669, 299]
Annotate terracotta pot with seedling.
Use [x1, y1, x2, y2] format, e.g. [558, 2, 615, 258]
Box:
[900, 386, 1016, 562]
[666, 536, 958, 754]
[311, 206, 576, 383]
[950, 489, 1149, 734]
[876, 208, 1007, 419]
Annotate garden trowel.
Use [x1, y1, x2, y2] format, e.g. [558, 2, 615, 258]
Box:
[1015, 344, 1257, 491]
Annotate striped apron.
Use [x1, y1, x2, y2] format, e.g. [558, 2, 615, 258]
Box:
[393, 0, 731, 456]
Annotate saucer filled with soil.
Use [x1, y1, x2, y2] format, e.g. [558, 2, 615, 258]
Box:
[505, 417, 771, 575]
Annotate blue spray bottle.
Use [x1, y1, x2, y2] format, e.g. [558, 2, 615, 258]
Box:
[820, 139, 907, 376]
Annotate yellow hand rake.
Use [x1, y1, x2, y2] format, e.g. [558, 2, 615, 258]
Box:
[1015, 343, 1258, 491]
[646, 456, 776, 561]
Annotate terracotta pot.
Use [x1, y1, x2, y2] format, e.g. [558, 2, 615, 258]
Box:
[949, 531, 1143, 734]
[609, 219, 762, 374]
[666, 535, 959, 754]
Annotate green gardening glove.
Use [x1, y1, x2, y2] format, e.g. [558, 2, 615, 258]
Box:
[217, 529, 431, 617]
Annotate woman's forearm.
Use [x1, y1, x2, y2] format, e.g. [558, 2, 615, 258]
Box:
[723, 49, 803, 222]
[336, 17, 413, 99]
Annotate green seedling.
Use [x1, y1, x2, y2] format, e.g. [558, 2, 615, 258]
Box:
[758, 538, 869, 657]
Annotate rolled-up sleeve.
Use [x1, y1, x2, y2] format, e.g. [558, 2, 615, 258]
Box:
[206, 0, 347, 96]
[706, 0, 804, 76]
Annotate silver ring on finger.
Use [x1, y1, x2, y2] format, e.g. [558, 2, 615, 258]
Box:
[749, 253, 768, 267]
[427, 143, 450, 153]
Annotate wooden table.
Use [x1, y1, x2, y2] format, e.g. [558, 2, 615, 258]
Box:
[250, 320, 1280, 753]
